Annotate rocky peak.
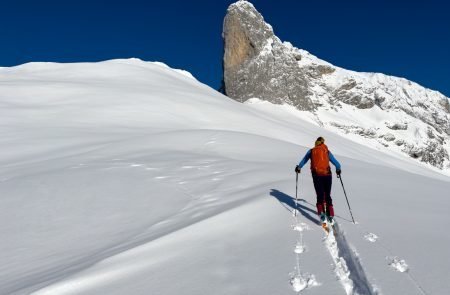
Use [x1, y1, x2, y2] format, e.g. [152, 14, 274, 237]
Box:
[224, 1, 274, 58]
[223, 0, 315, 110]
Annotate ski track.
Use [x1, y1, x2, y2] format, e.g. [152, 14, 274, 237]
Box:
[325, 223, 377, 295]
[280, 196, 376, 294]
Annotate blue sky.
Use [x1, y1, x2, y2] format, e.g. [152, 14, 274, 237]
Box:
[1, 0, 449, 97]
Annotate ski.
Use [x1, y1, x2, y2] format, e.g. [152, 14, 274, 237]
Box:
[322, 222, 329, 233]
[321, 220, 339, 237]
[330, 221, 339, 237]
[331, 226, 337, 236]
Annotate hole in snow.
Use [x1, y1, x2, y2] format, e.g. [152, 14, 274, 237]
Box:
[387, 257, 409, 273]
[364, 233, 379, 243]
[289, 273, 319, 292]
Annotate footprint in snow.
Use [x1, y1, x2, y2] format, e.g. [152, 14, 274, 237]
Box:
[289, 273, 319, 292]
[292, 222, 310, 232]
[364, 233, 379, 243]
[294, 243, 306, 254]
[387, 257, 409, 272]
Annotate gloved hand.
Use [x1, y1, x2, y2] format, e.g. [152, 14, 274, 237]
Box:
[295, 166, 301, 174]
[336, 169, 342, 176]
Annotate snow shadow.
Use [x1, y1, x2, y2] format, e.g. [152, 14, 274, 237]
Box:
[270, 189, 320, 226]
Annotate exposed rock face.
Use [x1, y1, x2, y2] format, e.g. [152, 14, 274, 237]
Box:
[223, 1, 450, 170]
[223, 0, 313, 110]
[386, 122, 408, 131]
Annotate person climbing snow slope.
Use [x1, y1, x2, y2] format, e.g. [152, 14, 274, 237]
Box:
[295, 137, 341, 229]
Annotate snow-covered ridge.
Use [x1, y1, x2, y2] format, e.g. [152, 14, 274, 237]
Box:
[1, 58, 197, 81]
[223, 0, 450, 171]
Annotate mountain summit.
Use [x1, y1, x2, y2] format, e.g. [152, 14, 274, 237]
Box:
[222, 0, 312, 111]
[223, 0, 450, 170]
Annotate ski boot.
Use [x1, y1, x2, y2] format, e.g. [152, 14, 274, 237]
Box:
[327, 215, 335, 226]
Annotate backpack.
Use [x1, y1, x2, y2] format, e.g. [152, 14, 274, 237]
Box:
[310, 144, 331, 176]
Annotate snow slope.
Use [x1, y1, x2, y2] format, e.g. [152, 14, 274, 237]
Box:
[1, 59, 449, 294]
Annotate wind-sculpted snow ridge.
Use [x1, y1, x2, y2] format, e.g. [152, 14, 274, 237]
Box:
[223, 0, 450, 171]
[325, 224, 378, 295]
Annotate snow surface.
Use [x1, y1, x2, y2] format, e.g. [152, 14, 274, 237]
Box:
[1, 59, 450, 294]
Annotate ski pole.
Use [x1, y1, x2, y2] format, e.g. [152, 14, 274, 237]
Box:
[337, 174, 355, 224]
[295, 172, 299, 216]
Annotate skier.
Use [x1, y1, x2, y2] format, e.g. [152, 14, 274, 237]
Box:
[295, 137, 341, 226]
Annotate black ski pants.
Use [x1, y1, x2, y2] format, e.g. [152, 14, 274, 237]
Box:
[312, 174, 333, 214]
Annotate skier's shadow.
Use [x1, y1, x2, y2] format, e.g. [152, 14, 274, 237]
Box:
[270, 189, 321, 226]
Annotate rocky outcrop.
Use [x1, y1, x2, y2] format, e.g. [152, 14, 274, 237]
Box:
[386, 122, 408, 131]
[223, 0, 313, 110]
[222, 0, 450, 170]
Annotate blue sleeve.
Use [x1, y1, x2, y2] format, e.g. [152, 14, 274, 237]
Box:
[329, 151, 341, 170]
[298, 149, 311, 168]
